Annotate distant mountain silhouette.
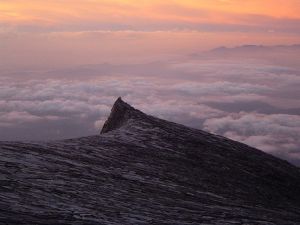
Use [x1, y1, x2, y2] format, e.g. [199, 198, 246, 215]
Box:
[210, 44, 300, 53]
[188, 44, 300, 59]
[0, 97, 300, 224]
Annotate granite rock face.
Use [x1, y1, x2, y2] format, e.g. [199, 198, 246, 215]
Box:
[100, 97, 141, 134]
[1, 98, 300, 225]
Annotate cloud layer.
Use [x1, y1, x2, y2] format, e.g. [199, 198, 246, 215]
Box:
[1, 47, 300, 165]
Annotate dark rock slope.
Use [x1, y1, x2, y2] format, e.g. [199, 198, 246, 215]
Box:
[1, 98, 300, 225]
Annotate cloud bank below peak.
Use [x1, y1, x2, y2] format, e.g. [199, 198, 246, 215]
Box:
[1, 46, 300, 165]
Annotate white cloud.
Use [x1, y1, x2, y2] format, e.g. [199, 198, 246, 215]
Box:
[0, 54, 299, 165]
[171, 81, 271, 96]
[203, 112, 300, 162]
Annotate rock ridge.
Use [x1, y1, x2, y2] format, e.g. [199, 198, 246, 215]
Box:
[100, 97, 142, 134]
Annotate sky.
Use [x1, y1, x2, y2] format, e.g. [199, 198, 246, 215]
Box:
[1, 0, 300, 32]
[1, 0, 300, 67]
[0, 1, 300, 165]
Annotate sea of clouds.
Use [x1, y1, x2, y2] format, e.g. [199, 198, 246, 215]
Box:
[0, 47, 300, 165]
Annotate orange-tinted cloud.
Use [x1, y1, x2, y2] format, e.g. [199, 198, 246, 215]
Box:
[1, 0, 300, 32]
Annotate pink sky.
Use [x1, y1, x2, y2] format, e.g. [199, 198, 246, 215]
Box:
[1, 1, 300, 68]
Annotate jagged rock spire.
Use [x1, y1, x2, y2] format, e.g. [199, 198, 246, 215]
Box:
[100, 97, 140, 134]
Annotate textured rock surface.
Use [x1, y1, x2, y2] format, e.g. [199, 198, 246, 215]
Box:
[1, 98, 300, 224]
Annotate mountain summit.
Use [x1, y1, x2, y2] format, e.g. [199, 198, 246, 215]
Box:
[101, 97, 142, 134]
[0, 97, 300, 224]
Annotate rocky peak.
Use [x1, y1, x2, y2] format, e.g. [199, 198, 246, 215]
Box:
[100, 97, 142, 134]
[2, 97, 300, 224]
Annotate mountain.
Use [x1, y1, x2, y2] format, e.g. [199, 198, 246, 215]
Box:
[189, 44, 300, 69]
[1, 97, 300, 224]
[188, 44, 300, 60]
[209, 44, 300, 54]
